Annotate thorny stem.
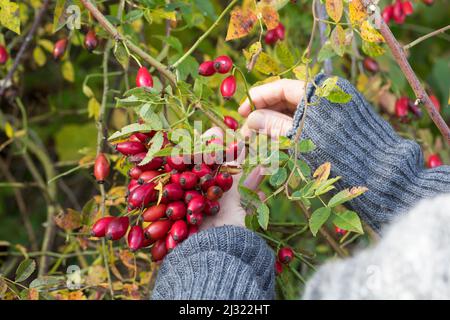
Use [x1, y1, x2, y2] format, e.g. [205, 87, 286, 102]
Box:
[361, 1, 450, 144]
[171, 0, 239, 69]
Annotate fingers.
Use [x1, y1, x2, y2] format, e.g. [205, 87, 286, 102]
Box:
[238, 79, 305, 117]
[242, 109, 293, 138]
[242, 166, 264, 191]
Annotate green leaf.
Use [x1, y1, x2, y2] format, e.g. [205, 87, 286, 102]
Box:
[139, 104, 163, 130]
[326, 87, 352, 103]
[328, 186, 368, 207]
[115, 95, 144, 108]
[194, 0, 217, 19]
[245, 214, 260, 231]
[269, 167, 287, 187]
[108, 123, 155, 141]
[125, 9, 143, 22]
[317, 43, 335, 62]
[257, 203, 270, 230]
[298, 139, 316, 153]
[139, 131, 164, 166]
[315, 176, 341, 196]
[332, 210, 363, 234]
[154, 35, 183, 53]
[309, 207, 331, 236]
[153, 146, 174, 157]
[172, 55, 199, 81]
[275, 41, 295, 68]
[29, 276, 61, 290]
[15, 259, 36, 282]
[114, 42, 129, 70]
[0, 0, 21, 34]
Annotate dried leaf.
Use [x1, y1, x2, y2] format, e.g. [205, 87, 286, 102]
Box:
[313, 162, 331, 185]
[54, 209, 82, 231]
[226, 7, 257, 41]
[349, 0, 367, 25]
[258, 4, 279, 30]
[326, 0, 343, 23]
[123, 283, 141, 300]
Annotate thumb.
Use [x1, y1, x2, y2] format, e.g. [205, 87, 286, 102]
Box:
[245, 109, 294, 138]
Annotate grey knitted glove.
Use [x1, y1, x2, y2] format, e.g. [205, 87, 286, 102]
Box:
[151, 225, 276, 300]
[287, 74, 450, 232]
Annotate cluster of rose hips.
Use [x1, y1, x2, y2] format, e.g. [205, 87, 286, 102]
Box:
[382, 0, 414, 24]
[274, 246, 294, 275]
[90, 114, 241, 261]
[198, 55, 236, 99]
[264, 23, 285, 46]
[52, 29, 99, 61]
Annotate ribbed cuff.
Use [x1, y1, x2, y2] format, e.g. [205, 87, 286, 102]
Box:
[287, 74, 450, 232]
[152, 225, 276, 300]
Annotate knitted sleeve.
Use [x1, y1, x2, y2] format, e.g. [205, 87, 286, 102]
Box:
[151, 225, 276, 300]
[287, 74, 450, 232]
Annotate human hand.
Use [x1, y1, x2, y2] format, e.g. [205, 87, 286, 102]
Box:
[238, 79, 304, 138]
[200, 127, 264, 230]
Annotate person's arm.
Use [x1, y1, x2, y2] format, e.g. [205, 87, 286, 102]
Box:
[239, 74, 450, 232]
[285, 74, 450, 232]
[151, 225, 276, 300]
[303, 194, 450, 299]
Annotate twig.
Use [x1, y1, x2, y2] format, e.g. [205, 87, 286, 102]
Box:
[403, 25, 450, 50]
[80, 0, 176, 87]
[171, 0, 239, 69]
[315, 1, 332, 75]
[0, 0, 51, 97]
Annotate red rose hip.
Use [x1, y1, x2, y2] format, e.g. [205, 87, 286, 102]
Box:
[91, 216, 115, 237]
[94, 153, 110, 183]
[143, 204, 167, 222]
[151, 239, 167, 261]
[186, 211, 203, 226]
[84, 29, 99, 52]
[179, 172, 199, 190]
[115, 141, 147, 156]
[136, 66, 154, 88]
[162, 183, 184, 202]
[170, 220, 188, 242]
[187, 196, 206, 215]
[427, 154, 443, 168]
[127, 225, 145, 251]
[220, 75, 237, 100]
[184, 190, 202, 203]
[224, 116, 238, 131]
[204, 200, 220, 216]
[165, 234, 178, 252]
[213, 55, 233, 74]
[198, 61, 216, 77]
[278, 247, 294, 264]
[105, 216, 129, 240]
[53, 38, 68, 60]
[145, 220, 172, 240]
[0, 45, 8, 65]
[191, 163, 211, 178]
[215, 172, 233, 191]
[165, 201, 187, 220]
[206, 185, 223, 201]
[395, 97, 409, 118]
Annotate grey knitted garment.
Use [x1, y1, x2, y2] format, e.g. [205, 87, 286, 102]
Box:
[152, 76, 450, 300]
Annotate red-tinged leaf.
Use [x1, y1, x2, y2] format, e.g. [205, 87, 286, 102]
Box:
[326, 0, 343, 23]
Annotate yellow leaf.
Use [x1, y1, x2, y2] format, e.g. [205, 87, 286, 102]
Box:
[356, 73, 369, 92]
[87, 97, 100, 120]
[37, 39, 54, 52]
[226, 7, 257, 41]
[313, 162, 331, 185]
[360, 20, 384, 43]
[257, 4, 279, 30]
[0, 0, 21, 34]
[349, 0, 367, 25]
[326, 0, 343, 23]
[155, 181, 164, 205]
[330, 25, 346, 56]
[33, 46, 46, 67]
[61, 60, 75, 82]
[4, 121, 14, 138]
[293, 64, 308, 81]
